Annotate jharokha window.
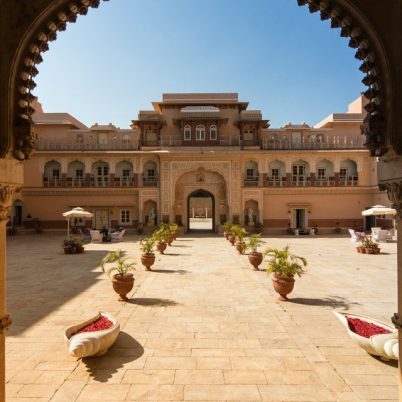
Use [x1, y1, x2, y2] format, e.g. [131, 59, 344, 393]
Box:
[184, 125, 191, 141]
[210, 125, 217, 140]
[270, 168, 280, 180]
[196, 125, 206, 141]
[317, 168, 326, 180]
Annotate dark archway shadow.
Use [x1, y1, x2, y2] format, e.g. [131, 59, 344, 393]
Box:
[81, 332, 144, 383]
[126, 298, 179, 307]
[288, 296, 360, 310]
[150, 269, 188, 275]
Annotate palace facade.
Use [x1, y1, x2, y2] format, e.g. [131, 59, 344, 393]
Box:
[15, 93, 390, 233]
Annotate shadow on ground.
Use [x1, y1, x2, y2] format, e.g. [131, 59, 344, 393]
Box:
[82, 332, 144, 382]
[7, 234, 111, 335]
[288, 296, 360, 310]
[150, 269, 188, 275]
[127, 298, 179, 307]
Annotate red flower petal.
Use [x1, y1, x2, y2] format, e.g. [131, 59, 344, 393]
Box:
[72, 316, 113, 336]
[347, 317, 391, 338]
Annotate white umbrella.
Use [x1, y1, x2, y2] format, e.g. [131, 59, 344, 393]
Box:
[62, 207, 94, 237]
[362, 205, 396, 233]
[362, 205, 397, 216]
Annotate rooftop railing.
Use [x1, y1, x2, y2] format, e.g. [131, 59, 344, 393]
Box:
[262, 137, 365, 150]
[36, 139, 139, 151]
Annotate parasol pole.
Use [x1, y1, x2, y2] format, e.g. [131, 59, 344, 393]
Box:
[67, 218, 70, 238]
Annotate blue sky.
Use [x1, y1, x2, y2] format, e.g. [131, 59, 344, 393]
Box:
[35, 0, 364, 128]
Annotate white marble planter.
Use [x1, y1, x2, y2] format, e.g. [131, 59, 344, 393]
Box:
[334, 311, 398, 360]
[64, 311, 120, 358]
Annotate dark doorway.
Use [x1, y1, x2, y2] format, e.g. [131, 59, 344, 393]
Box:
[295, 208, 306, 229]
[188, 189, 214, 232]
[12, 200, 23, 226]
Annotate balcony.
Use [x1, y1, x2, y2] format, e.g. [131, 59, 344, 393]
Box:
[36, 139, 139, 151]
[244, 176, 259, 187]
[267, 178, 287, 187]
[262, 138, 365, 150]
[291, 177, 311, 187]
[142, 176, 158, 187]
[314, 177, 336, 187]
[339, 176, 359, 186]
[43, 176, 138, 188]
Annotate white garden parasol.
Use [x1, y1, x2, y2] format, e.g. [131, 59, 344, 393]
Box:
[62, 207, 93, 237]
[362, 205, 397, 216]
[362, 205, 397, 233]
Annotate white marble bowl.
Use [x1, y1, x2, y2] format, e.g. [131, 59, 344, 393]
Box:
[333, 311, 398, 360]
[64, 311, 120, 358]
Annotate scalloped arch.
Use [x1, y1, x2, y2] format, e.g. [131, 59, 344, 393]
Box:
[10, 0, 390, 160]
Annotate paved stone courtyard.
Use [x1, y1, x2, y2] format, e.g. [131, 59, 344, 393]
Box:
[5, 233, 399, 401]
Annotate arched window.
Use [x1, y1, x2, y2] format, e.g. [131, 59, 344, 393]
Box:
[210, 125, 217, 141]
[184, 125, 191, 141]
[196, 125, 205, 141]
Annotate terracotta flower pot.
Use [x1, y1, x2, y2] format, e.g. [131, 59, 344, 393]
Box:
[272, 273, 295, 301]
[248, 252, 263, 270]
[156, 241, 167, 254]
[228, 234, 236, 245]
[112, 273, 134, 301]
[141, 253, 155, 270]
[167, 234, 174, 246]
[235, 241, 246, 254]
[361, 247, 367, 253]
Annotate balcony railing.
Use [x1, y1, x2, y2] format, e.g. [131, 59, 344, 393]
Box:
[339, 176, 359, 186]
[262, 138, 365, 150]
[142, 176, 158, 187]
[244, 176, 259, 187]
[43, 176, 138, 188]
[314, 177, 336, 186]
[36, 140, 139, 151]
[267, 178, 286, 187]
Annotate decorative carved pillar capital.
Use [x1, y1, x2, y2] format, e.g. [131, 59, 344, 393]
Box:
[379, 180, 402, 218]
[0, 185, 18, 222]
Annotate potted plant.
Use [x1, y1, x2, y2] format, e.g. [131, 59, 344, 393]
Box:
[153, 226, 168, 254]
[334, 222, 342, 234]
[101, 250, 136, 300]
[62, 238, 84, 254]
[169, 223, 179, 240]
[246, 233, 265, 270]
[361, 236, 380, 254]
[222, 221, 233, 240]
[264, 245, 307, 301]
[140, 236, 156, 270]
[232, 224, 247, 254]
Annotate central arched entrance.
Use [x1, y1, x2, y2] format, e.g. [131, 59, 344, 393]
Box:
[187, 189, 214, 232]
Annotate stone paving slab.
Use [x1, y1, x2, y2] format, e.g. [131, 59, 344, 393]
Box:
[5, 233, 398, 401]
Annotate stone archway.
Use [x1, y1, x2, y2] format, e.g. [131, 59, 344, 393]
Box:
[174, 168, 228, 232]
[187, 189, 215, 232]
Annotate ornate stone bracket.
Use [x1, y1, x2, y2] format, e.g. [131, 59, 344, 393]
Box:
[379, 180, 402, 218]
[0, 315, 12, 334]
[0, 185, 18, 222]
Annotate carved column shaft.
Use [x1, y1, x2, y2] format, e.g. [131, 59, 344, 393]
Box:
[380, 180, 402, 393]
[0, 184, 18, 402]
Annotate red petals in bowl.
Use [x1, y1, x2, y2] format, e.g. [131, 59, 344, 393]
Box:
[72, 316, 113, 336]
[347, 317, 391, 338]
